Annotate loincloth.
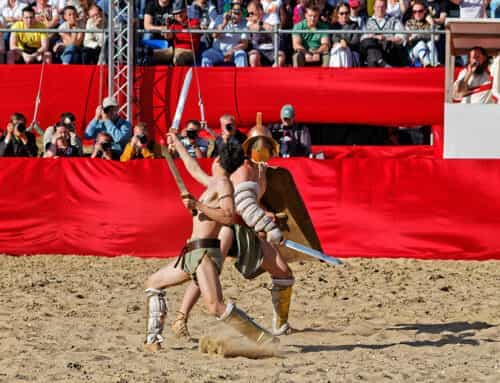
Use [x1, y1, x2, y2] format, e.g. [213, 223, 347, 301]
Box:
[175, 238, 222, 281]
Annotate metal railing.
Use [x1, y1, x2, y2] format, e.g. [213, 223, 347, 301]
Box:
[136, 27, 446, 66]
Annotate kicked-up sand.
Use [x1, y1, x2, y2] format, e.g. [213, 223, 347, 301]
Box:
[0, 255, 499, 383]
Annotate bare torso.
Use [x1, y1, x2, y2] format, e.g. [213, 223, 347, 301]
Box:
[190, 176, 228, 239]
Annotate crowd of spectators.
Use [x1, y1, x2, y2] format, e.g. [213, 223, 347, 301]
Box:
[0, 0, 496, 66]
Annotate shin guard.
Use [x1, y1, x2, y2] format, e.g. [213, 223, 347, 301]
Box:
[271, 277, 294, 335]
[218, 302, 276, 344]
[144, 288, 167, 349]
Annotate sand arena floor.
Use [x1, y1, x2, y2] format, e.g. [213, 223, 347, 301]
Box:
[0, 255, 499, 383]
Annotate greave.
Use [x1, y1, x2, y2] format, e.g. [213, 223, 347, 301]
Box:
[145, 288, 167, 345]
[218, 302, 276, 344]
[271, 277, 294, 335]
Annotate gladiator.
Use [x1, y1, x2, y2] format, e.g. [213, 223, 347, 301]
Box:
[143, 132, 275, 352]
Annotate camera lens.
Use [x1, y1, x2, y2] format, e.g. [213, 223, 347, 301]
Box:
[138, 134, 148, 144]
[16, 123, 26, 133]
[225, 123, 233, 131]
[186, 130, 197, 139]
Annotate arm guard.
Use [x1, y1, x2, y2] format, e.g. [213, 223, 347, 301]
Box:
[234, 181, 282, 244]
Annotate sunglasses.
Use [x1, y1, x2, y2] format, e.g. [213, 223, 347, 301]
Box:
[413, 9, 425, 13]
[338, 11, 349, 15]
[247, 11, 255, 16]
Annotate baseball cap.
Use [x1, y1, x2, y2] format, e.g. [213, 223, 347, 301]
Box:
[172, 0, 186, 14]
[280, 104, 295, 120]
[348, 0, 360, 8]
[102, 96, 118, 109]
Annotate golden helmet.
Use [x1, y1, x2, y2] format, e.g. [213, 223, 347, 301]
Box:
[241, 125, 279, 157]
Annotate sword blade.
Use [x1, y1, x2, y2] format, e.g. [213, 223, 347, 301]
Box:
[172, 68, 193, 131]
[164, 150, 189, 196]
[283, 240, 342, 265]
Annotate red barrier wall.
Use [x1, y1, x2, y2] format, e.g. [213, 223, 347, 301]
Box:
[0, 65, 445, 138]
[2, 156, 500, 260]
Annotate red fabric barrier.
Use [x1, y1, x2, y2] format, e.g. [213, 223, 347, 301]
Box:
[0, 66, 445, 138]
[1, 157, 500, 260]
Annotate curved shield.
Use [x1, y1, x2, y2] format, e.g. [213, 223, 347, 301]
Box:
[261, 166, 322, 262]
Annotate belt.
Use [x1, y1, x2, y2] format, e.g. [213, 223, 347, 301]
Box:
[185, 238, 220, 252]
[174, 238, 221, 270]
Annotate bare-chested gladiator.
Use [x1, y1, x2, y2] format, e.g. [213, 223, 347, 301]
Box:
[143, 132, 275, 352]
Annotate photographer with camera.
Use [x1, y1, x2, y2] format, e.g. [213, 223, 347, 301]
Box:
[268, 104, 311, 157]
[177, 120, 209, 158]
[0, 113, 38, 157]
[201, 2, 249, 67]
[43, 112, 83, 156]
[90, 132, 113, 160]
[210, 114, 246, 157]
[43, 122, 80, 158]
[120, 123, 162, 161]
[85, 97, 132, 158]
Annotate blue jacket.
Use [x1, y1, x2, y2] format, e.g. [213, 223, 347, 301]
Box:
[85, 117, 132, 153]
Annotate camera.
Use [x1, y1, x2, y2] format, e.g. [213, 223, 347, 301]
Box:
[164, 14, 175, 25]
[186, 129, 198, 140]
[15, 123, 26, 133]
[225, 13, 231, 22]
[137, 134, 148, 145]
[101, 141, 111, 151]
[225, 123, 233, 132]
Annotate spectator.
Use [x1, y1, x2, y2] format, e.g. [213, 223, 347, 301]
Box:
[348, 0, 366, 29]
[188, 0, 218, 27]
[360, 0, 407, 67]
[85, 96, 132, 156]
[453, 46, 495, 104]
[292, 5, 330, 67]
[161, 0, 200, 66]
[83, 4, 106, 64]
[449, 0, 486, 19]
[269, 104, 311, 157]
[54, 5, 84, 64]
[43, 112, 83, 156]
[279, 0, 294, 62]
[143, 0, 173, 63]
[1, 0, 24, 29]
[293, 0, 305, 24]
[247, 1, 285, 67]
[43, 122, 81, 158]
[386, 0, 408, 19]
[0, 113, 38, 157]
[211, 114, 247, 157]
[188, 0, 218, 51]
[405, 0, 439, 67]
[329, 2, 361, 67]
[120, 123, 162, 161]
[261, 0, 281, 26]
[90, 131, 113, 159]
[33, 0, 60, 28]
[8, 6, 52, 64]
[178, 120, 209, 158]
[201, 2, 249, 67]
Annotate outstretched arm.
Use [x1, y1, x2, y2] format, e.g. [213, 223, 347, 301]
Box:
[167, 132, 211, 186]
